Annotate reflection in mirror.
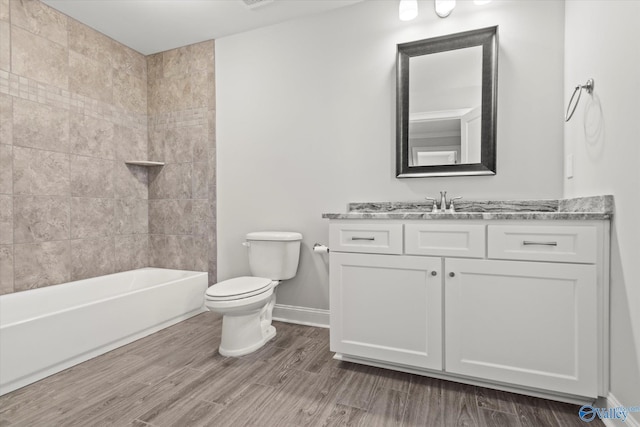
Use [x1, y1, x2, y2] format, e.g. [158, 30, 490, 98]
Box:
[396, 26, 498, 178]
[409, 47, 482, 166]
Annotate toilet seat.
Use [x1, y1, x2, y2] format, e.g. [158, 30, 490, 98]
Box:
[205, 276, 274, 301]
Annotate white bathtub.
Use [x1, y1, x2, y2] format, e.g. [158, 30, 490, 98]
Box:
[0, 267, 208, 396]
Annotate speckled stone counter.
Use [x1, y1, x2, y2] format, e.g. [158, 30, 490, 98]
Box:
[322, 195, 613, 220]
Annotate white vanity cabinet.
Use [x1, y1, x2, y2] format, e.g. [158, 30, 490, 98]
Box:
[329, 222, 443, 370]
[328, 219, 610, 402]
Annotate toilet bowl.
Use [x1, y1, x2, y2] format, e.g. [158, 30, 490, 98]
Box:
[204, 231, 302, 357]
[205, 276, 279, 356]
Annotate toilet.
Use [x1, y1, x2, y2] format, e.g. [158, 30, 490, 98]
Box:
[204, 231, 302, 357]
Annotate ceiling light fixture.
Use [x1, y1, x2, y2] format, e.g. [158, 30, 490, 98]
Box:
[399, 0, 418, 21]
[434, 0, 456, 18]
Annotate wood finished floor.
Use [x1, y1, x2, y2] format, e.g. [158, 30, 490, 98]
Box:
[0, 312, 603, 427]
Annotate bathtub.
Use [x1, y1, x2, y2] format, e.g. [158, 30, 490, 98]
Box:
[0, 268, 208, 396]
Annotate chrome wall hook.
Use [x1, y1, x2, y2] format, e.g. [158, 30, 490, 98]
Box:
[565, 78, 594, 122]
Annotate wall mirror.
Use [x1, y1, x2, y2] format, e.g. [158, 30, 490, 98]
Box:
[396, 26, 498, 178]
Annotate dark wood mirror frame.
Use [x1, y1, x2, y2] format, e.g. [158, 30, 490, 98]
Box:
[396, 26, 498, 178]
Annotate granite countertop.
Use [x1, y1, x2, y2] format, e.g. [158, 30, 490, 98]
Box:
[322, 195, 614, 220]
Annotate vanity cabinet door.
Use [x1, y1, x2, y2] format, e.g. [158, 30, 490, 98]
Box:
[444, 258, 598, 397]
[330, 252, 442, 370]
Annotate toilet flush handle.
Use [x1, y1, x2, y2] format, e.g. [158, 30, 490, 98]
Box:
[242, 241, 251, 247]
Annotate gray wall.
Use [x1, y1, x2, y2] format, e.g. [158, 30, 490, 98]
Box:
[564, 0, 640, 418]
[215, 0, 566, 311]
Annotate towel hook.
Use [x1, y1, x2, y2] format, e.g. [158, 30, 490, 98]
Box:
[565, 78, 594, 122]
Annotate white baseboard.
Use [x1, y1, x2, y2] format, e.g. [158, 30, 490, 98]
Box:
[272, 304, 329, 328]
[600, 393, 640, 427]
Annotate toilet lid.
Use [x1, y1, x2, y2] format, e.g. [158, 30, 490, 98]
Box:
[205, 276, 273, 301]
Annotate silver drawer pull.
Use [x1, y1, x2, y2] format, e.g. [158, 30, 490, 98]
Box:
[523, 241, 558, 246]
[351, 236, 375, 241]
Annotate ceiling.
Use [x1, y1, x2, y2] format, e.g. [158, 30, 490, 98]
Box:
[42, 0, 363, 55]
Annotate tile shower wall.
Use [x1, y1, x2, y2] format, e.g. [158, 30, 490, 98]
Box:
[147, 42, 216, 284]
[0, 0, 216, 294]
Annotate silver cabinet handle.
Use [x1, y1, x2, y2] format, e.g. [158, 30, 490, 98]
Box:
[523, 241, 558, 246]
[449, 272, 455, 278]
[431, 271, 437, 276]
[351, 237, 375, 241]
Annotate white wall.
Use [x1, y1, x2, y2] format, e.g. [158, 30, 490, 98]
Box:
[564, 0, 640, 415]
[216, 0, 565, 311]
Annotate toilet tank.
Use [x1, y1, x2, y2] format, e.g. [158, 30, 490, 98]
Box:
[246, 231, 303, 280]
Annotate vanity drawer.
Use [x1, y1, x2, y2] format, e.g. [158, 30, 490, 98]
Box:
[330, 223, 403, 254]
[405, 224, 486, 258]
[488, 225, 597, 264]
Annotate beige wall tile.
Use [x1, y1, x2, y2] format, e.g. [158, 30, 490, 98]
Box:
[181, 125, 207, 163]
[192, 162, 208, 199]
[14, 240, 70, 291]
[114, 124, 147, 161]
[13, 98, 70, 153]
[162, 41, 214, 79]
[113, 69, 146, 114]
[13, 195, 70, 243]
[115, 198, 148, 235]
[162, 127, 193, 163]
[146, 53, 163, 81]
[149, 234, 194, 270]
[111, 41, 146, 78]
[191, 199, 212, 237]
[70, 112, 115, 159]
[147, 124, 165, 162]
[147, 72, 208, 115]
[190, 71, 210, 110]
[114, 234, 148, 272]
[13, 146, 70, 196]
[0, 245, 13, 294]
[68, 18, 113, 66]
[0, 144, 11, 194]
[70, 197, 114, 239]
[0, 94, 11, 145]
[10, 0, 68, 47]
[69, 50, 113, 103]
[192, 235, 208, 272]
[4, 13, 217, 291]
[148, 163, 192, 199]
[0, 0, 9, 21]
[70, 155, 114, 198]
[0, 21, 9, 72]
[149, 199, 192, 235]
[192, 123, 209, 161]
[70, 237, 115, 281]
[11, 26, 68, 89]
[114, 162, 148, 199]
[207, 72, 216, 110]
[0, 194, 11, 244]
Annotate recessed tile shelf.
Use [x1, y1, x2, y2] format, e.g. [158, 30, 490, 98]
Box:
[124, 161, 165, 166]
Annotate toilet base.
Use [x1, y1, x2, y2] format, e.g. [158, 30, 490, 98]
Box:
[219, 322, 276, 357]
[216, 294, 278, 357]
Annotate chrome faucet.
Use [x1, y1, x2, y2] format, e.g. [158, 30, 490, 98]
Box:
[424, 197, 438, 213]
[449, 196, 462, 213]
[435, 191, 462, 212]
[439, 191, 448, 212]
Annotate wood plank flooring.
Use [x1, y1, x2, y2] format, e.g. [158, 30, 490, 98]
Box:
[0, 312, 603, 426]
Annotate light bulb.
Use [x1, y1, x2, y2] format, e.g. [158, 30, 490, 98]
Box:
[434, 0, 456, 18]
[399, 0, 418, 21]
